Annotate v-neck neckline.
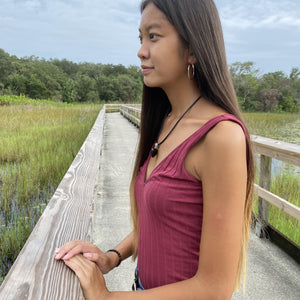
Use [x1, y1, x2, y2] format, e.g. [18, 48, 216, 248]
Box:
[143, 114, 231, 184]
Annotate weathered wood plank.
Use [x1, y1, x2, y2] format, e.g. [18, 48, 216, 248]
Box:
[254, 184, 300, 221]
[120, 105, 141, 127]
[251, 135, 300, 166]
[0, 107, 105, 299]
[105, 104, 121, 113]
[258, 155, 271, 227]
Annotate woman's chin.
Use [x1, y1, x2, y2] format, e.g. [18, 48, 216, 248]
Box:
[143, 78, 160, 88]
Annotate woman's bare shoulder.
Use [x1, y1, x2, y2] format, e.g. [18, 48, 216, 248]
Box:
[185, 118, 247, 181]
[203, 119, 246, 151]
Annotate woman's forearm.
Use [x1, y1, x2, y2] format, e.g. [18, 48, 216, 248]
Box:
[108, 232, 134, 267]
[106, 275, 231, 300]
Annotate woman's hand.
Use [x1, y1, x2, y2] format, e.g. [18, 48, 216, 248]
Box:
[64, 254, 110, 300]
[55, 240, 118, 274]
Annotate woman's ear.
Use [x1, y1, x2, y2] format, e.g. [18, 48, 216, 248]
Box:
[188, 49, 197, 65]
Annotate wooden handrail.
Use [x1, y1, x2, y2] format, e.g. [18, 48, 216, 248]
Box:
[254, 184, 300, 220]
[120, 105, 141, 127]
[251, 135, 300, 167]
[119, 105, 300, 223]
[0, 106, 106, 299]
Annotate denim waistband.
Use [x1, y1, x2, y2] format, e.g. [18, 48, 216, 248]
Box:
[132, 267, 145, 290]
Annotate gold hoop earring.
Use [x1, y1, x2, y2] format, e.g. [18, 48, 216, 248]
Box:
[187, 64, 195, 80]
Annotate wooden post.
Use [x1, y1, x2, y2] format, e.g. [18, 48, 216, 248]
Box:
[256, 154, 272, 237]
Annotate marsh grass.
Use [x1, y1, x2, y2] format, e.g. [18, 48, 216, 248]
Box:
[269, 171, 300, 244]
[0, 97, 102, 281]
[243, 112, 300, 144]
[253, 169, 300, 245]
[246, 112, 300, 245]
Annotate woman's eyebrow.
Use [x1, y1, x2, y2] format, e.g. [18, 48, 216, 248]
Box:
[139, 23, 162, 33]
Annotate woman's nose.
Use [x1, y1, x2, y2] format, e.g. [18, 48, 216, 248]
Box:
[137, 43, 149, 60]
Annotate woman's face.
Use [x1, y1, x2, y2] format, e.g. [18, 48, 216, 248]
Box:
[138, 3, 189, 90]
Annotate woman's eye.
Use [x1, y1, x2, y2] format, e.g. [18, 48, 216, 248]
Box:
[138, 35, 143, 43]
[149, 33, 159, 40]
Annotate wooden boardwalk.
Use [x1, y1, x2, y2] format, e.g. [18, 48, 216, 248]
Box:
[92, 112, 137, 291]
[95, 112, 300, 299]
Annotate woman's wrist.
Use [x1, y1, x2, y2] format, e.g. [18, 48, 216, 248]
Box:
[105, 250, 121, 271]
[106, 249, 122, 267]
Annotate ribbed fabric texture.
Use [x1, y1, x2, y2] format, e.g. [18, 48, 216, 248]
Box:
[135, 114, 247, 289]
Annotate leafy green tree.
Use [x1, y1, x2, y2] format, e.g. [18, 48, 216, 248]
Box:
[230, 62, 260, 111]
[51, 58, 80, 77]
[61, 78, 77, 103]
[26, 74, 49, 99]
[96, 75, 117, 101]
[0, 49, 15, 92]
[8, 74, 27, 95]
[289, 67, 300, 80]
[258, 89, 282, 111]
[288, 68, 300, 111]
[230, 61, 260, 76]
[74, 74, 98, 102]
[116, 74, 143, 103]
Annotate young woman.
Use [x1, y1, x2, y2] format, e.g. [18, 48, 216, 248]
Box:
[55, 0, 254, 299]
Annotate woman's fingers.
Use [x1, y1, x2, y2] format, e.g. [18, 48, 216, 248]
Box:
[83, 252, 99, 261]
[55, 240, 83, 260]
[55, 240, 115, 274]
[55, 240, 99, 260]
[64, 255, 110, 300]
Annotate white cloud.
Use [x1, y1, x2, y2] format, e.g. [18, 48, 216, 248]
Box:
[23, 0, 42, 10]
[216, 0, 300, 30]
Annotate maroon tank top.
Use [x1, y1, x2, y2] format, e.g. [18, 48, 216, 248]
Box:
[135, 114, 247, 289]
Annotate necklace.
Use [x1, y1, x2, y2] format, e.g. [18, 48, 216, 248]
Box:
[151, 95, 201, 158]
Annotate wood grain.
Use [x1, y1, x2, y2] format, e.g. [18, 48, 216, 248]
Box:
[0, 107, 105, 299]
[251, 135, 300, 167]
[120, 105, 141, 127]
[254, 184, 300, 221]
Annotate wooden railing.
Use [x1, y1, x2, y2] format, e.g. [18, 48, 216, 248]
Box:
[120, 105, 141, 127]
[120, 105, 300, 248]
[252, 136, 300, 224]
[105, 103, 121, 113]
[0, 106, 106, 299]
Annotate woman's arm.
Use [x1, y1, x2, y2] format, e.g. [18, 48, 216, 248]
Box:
[55, 232, 134, 274]
[64, 121, 248, 300]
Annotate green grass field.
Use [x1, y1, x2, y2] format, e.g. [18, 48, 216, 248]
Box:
[243, 112, 300, 144]
[0, 95, 102, 281]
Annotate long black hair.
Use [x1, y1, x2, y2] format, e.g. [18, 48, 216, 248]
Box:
[130, 0, 254, 290]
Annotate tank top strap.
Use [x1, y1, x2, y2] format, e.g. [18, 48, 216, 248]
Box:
[178, 113, 248, 158]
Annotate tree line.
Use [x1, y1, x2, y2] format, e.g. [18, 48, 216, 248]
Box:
[230, 62, 299, 112]
[0, 49, 143, 103]
[0, 49, 299, 112]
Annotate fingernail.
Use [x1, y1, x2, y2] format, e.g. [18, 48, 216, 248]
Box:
[63, 254, 69, 260]
[83, 253, 92, 259]
[55, 248, 60, 253]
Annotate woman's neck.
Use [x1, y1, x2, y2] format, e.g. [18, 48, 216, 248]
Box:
[163, 80, 201, 118]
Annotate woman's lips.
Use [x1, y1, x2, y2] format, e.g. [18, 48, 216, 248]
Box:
[141, 66, 154, 75]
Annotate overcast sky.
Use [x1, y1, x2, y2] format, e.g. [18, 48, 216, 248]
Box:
[0, 0, 299, 75]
